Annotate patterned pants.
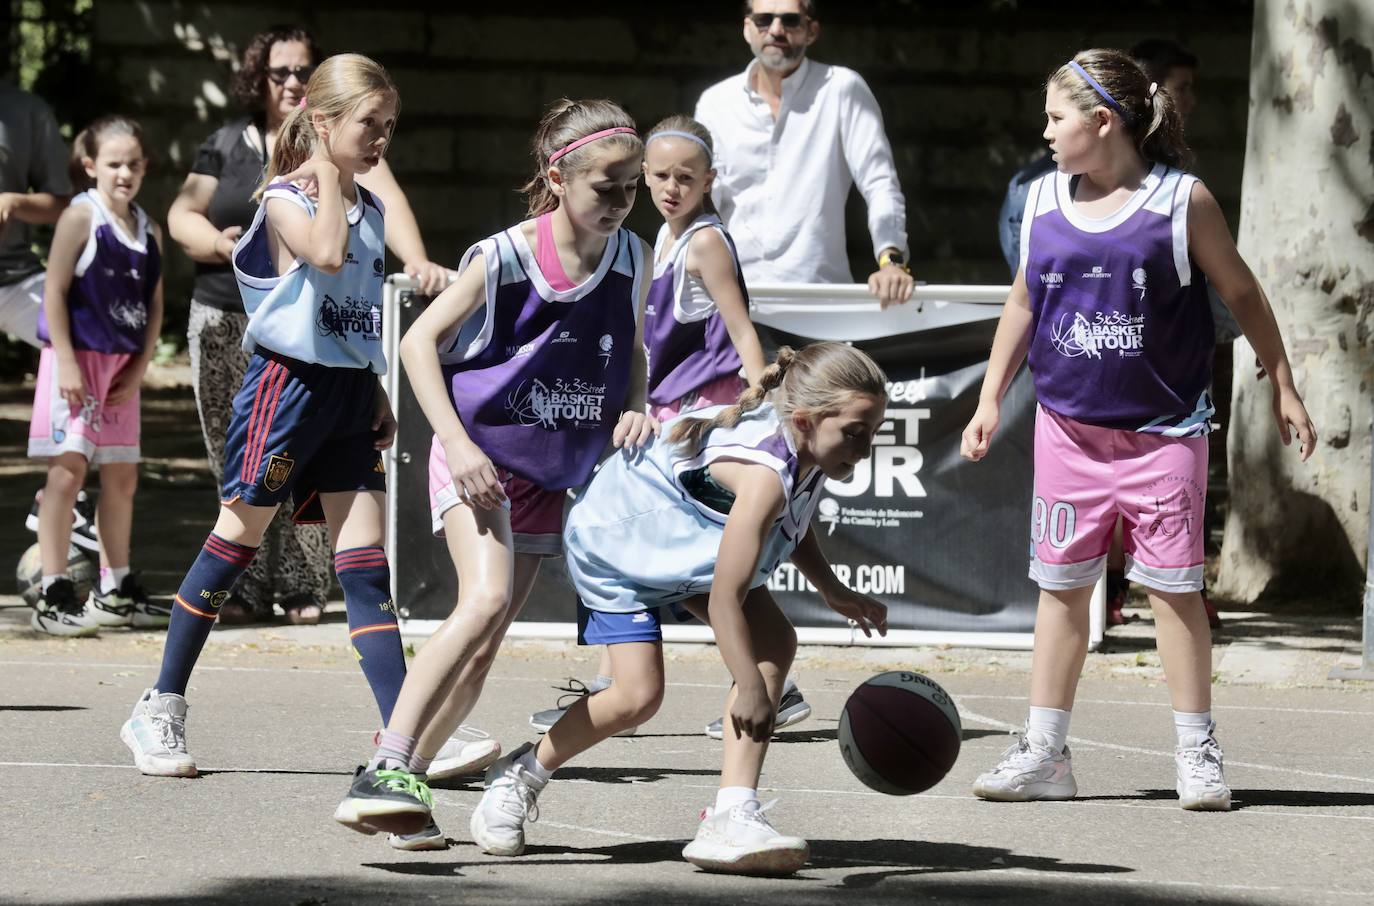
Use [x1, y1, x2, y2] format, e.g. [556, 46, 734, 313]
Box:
[187, 300, 332, 616]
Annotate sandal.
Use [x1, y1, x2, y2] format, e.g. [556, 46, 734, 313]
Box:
[282, 595, 323, 625]
[217, 596, 261, 625]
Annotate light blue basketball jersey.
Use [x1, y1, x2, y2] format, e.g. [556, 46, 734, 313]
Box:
[232, 183, 387, 373]
[564, 402, 825, 614]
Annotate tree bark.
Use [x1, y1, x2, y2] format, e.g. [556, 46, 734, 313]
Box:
[1218, 0, 1374, 604]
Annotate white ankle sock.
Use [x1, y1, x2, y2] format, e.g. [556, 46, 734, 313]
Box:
[41, 574, 66, 592]
[715, 786, 757, 812]
[1173, 709, 1213, 746]
[516, 746, 553, 784]
[1026, 706, 1071, 752]
[100, 566, 130, 594]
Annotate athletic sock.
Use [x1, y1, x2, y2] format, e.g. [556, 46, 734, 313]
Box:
[516, 746, 553, 784]
[1173, 709, 1214, 747]
[367, 729, 416, 772]
[100, 565, 131, 594]
[1026, 705, 1072, 752]
[155, 534, 257, 695]
[409, 752, 434, 776]
[41, 574, 67, 592]
[336, 547, 406, 725]
[715, 786, 757, 812]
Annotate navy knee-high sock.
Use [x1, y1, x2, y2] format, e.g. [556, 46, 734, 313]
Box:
[156, 534, 257, 695]
[336, 547, 406, 725]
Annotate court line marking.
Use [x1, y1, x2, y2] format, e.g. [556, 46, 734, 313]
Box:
[7, 659, 1374, 718]
[960, 707, 1374, 786]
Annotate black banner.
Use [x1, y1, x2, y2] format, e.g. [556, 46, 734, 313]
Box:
[392, 296, 1040, 634]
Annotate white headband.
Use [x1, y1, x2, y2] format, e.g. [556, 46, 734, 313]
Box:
[646, 130, 712, 162]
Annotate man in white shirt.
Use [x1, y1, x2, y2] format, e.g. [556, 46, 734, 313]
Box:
[694, 0, 913, 307]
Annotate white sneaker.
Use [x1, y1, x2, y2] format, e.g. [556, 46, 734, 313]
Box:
[469, 742, 546, 856]
[529, 676, 637, 737]
[87, 586, 134, 627]
[388, 816, 448, 851]
[425, 727, 502, 782]
[1176, 731, 1231, 811]
[121, 688, 197, 777]
[31, 578, 100, 638]
[972, 735, 1077, 801]
[682, 799, 809, 875]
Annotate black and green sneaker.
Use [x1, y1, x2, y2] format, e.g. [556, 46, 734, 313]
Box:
[334, 765, 433, 836]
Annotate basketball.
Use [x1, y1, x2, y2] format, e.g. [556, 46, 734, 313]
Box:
[16, 542, 98, 607]
[838, 671, 962, 796]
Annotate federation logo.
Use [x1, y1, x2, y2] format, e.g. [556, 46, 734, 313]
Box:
[373, 258, 384, 276]
[1132, 267, 1147, 301]
[263, 453, 295, 492]
[817, 497, 841, 536]
[598, 334, 614, 368]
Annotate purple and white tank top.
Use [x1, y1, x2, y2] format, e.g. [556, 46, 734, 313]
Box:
[38, 190, 160, 355]
[1020, 164, 1215, 436]
[438, 223, 645, 490]
[643, 214, 747, 407]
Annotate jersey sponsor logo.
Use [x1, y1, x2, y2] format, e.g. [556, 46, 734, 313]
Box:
[552, 330, 578, 345]
[317, 294, 382, 342]
[598, 334, 613, 368]
[1049, 310, 1145, 359]
[109, 298, 148, 330]
[373, 258, 384, 276]
[263, 453, 295, 492]
[1081, 265, 1112, 279]
[345, 252, 358, 265]
[505, 340, 538, 357]
[1040, 272, 1065, 286]
[505, 376, 607, 429]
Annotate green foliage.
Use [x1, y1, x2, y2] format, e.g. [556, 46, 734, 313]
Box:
[12, 0, 104, 137]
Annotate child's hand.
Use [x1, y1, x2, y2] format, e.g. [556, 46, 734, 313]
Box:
[824, 587, 888, 638]
[1272, 385, 1318, 462]
[278, 155, 338, 199]
[105, 358, 148, 406]
[961, 400, 1000, 462]
[442, 435, 507, 510]
[613, 410, 660, 450]
[371, 391, 397, 451]
[56, 356, 88, 409]
[729, 680, 776, 743]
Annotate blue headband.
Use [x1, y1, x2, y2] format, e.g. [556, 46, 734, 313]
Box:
[1068, 61, 1130, 121]
[646, 130, 712, 162]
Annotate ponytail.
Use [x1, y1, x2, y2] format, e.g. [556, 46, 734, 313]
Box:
[1050, 49, 1192, 169]
[521, 98, 642, 217]
[669, 347, 795, 457]
[255, 53, 399, 201]
[668, 343, 887, 457]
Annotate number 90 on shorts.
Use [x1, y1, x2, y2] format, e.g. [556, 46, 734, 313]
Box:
[1031, 497, 1076, 550]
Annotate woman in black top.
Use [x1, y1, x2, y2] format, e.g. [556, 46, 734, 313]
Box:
[167, 25, 448, 624]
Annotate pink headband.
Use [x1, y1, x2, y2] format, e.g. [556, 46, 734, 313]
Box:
[548, 127, 638, 164]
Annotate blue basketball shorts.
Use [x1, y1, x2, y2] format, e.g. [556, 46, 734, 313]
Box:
[220, 347, 386, 523]
[576, 599, 697, 646]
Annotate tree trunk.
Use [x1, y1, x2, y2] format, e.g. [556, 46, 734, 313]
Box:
[1218, 0, 1374, 605]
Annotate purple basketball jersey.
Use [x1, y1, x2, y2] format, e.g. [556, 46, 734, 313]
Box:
[644, 215, 746, 406]
[438, 224, 645, 490]
[1021, 165, 1215, 436]
[38, 190, 160, 355]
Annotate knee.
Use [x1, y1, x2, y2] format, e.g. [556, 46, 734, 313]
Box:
[100, 466, 138, 499]
[457, 587, 511, 628]
[612, 680, 664, 726]
[45, 462, 86, 498]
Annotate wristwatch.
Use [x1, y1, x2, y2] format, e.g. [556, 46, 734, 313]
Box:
[878, 249, 909, 273]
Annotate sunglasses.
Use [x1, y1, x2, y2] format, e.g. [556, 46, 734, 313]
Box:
[267, 65, 314, 85]
[748, 12, 808, 30]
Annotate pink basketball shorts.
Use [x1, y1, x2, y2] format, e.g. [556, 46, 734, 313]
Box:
[428, 434, 565, 557]
[1030, 405, 1206, 594]
[648, 372, 746, 421]
[29, 347, 140, 465]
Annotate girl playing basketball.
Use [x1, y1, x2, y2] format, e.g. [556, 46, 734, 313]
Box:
[962, 49, 1317, 811]
[527, 114, 776, 740]
[473, 342, 888, 875]
[29, 116, 165, 636]
[333, 99, 657, 844]
[122, 55, 411, 784]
